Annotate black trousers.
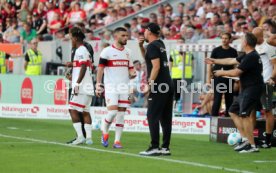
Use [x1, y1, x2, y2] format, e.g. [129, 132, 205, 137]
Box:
[69, 88, 86, 137]
[211, 77, 234, 117]
[147, 91, 173, 148]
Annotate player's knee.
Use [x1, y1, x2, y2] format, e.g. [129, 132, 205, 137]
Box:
[116, 111, 125, 125]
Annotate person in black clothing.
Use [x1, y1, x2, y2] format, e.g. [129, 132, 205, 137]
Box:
[207, 33, 238, 117]
[139, 23, 174, 156]
[206, 32, 264, 153]
[65, 32, 94, 144]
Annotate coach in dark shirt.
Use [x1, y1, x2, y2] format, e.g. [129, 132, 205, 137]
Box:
[207, 33, 238, 117]
[139, 23, 174, 156]
[206, 32, 264, 153]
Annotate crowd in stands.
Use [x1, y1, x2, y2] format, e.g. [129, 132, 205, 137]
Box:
[1, 0, 276, 44]
[0, 0, 159, 43]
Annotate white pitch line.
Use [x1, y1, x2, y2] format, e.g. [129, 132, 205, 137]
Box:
[0, 133, 254, 173]
[254, 160, 276, 163]
[0, 141, 36, 144]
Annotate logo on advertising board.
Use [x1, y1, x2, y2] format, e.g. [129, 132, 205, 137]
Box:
[1, 105, 40, 117]
[218, 127, 238, 134]
[21, 78, 33, 104]
[196, 120, 206, 128]
[54, 79, 67, 105]
[46, 106, 69, 119]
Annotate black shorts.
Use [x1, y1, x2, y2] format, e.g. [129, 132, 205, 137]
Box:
[173, 79, 181, 101]
[261, 84, 275, 111]
[229, 85, 263, 117]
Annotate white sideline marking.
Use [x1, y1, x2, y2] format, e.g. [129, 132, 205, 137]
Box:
[7, 127, 19, 130]
[0, 141, 36, 144]
[0, 133, 254, 173]
[254, 160, 276, 163]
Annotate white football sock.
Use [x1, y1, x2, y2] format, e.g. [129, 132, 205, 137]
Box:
[115, 111, 125, 142]
[242, 137, 248, 142]
[84, 124, 92, 139]
[73, 122, 83, 138]
[102, 110, 117, 134]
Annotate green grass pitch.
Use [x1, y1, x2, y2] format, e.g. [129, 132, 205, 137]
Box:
[0, 118, 276, 173]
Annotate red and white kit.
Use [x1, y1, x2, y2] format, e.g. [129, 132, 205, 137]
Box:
[99, 45, 134, 108]
[70, 45, 94, 112]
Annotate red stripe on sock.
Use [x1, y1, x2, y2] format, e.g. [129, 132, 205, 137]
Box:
[105, 119, 112, 124]
[116, 124, 124, 127]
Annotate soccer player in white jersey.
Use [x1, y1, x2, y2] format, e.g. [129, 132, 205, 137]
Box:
[252, 27, 276, 148]
[96, 27, 136, 148]
[69, 27, 94, 145]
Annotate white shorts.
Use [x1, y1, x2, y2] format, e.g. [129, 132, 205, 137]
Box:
[105, 93, 130, 108]
[69, 94, 92, 112]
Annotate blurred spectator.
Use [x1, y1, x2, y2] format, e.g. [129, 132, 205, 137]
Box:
[130, 17, 138, 31]
[67, 2, 86, 25]
[104, 9, 118, 25]
[48, 13, 64, 35]
[3, 18, 20, 43]
[130, 60, 147, 108]
[32, 12, 47, 36]
[86, 29, 101, 41]
[118, 8, 127, 19]
[207, 26, 218, 39]
[221, 11, 232, 25]
[157, 15, 165, 27]
[18, 0, 30, 23]
[125, 4, 134, 15]
[84, 0, 95, 18]
[185, 27, 195, 43]
[169, 26, 181, 40]
[33, 2, 47, 19]
[20, 22, 37, 43]
[56, 1, 69, 24]
[149, 13, 158, 23]
[92, 0, 109, 17]
[176, 2, 185, 17]
[46, 0, 57, 24]
[133, 3, 142, 13]
[253, 10, 267, 27]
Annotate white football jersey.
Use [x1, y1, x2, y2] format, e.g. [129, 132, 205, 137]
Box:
[256, 41, 276, 82]
[72, 45, 94, 95]
[99, 45, 134, 87]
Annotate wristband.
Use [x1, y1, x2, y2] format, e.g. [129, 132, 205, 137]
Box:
[75, 83, 80, 86]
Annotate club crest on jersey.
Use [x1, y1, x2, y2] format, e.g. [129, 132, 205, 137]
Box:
[126, 53, 130, 59]
[160, 48, 166, 53]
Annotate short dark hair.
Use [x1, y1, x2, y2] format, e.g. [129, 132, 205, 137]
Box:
[113, 27, 128, 34]
[221, 32, 232, 40]
[133, 60, 141, 65]
[69, 27, 85, 41]
[244, 32, 257, 48]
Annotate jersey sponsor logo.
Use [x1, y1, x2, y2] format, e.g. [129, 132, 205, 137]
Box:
[107, 60, 129, 67]
[21, 77, 33, 104]
[54, 79, 67, 105]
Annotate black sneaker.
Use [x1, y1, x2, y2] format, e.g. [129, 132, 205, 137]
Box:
[234, 140, 249, 151]
[259, 141, 271, 149]
[139, 146, 161, 156]
[66, 138, 76, 144]
[160, 148, 171, 156]
[239, 145, 259, 153]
